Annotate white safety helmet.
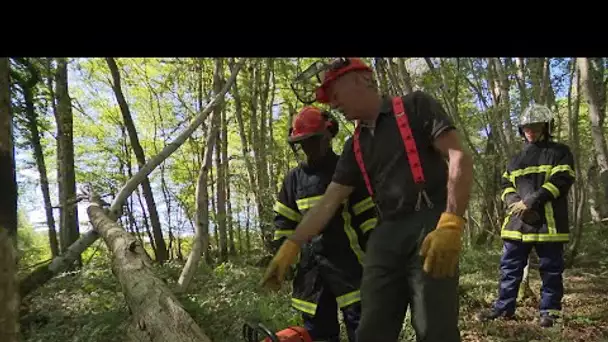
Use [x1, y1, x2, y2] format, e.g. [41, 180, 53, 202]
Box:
[518, 104, 554, 138]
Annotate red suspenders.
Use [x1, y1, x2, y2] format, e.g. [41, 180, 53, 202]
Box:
[353, 96, 433, 212]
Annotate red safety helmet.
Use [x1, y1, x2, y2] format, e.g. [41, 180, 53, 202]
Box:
[288, 106, 338, 144]
[290, 58, 373, 105]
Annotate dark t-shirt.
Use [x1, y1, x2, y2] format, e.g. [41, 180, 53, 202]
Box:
[332, 91, 456, 220]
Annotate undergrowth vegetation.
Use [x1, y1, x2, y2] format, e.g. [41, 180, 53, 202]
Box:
[18, 225, 608, 342]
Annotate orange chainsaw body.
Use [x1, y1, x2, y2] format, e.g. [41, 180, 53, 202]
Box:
[264, 326, 312, 342]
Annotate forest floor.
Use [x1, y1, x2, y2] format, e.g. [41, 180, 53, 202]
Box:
[456, 226, 608, 342]
[19, 226, 608, 342]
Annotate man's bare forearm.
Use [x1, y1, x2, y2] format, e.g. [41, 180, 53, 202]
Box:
[289, 182, 354, 245]
[445, 150, 473, 217]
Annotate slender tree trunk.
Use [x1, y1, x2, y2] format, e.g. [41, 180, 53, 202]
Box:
[588, 158, 605, 224]
[492, 58, 515, 154]
[229, 59, 264, 247]
[55, 58, 80, 266]
[256, 59, 274, 247]
[514, 57, 528, 109]
[222, 80, 234, 255]
[268, 68, 277, 196]
[17, 61, 60, 257]
[106, 57, 168, 264]
[209, 169, 218, 254]
[396, 58, 414, 94]
[373, 58, 389, 94]
[384, 58, 404, 95]
[227, 182, 235, 256]
[177, 59, 223, 291]
[136, 187, 158, 258]
[566, 60, 587, 266]
[0, 57, 19, 342]
[214, 59, 228, 263]
[578, 58, 608, 204]
[245, 198, 251, 255]
[236, 182, 243, 255]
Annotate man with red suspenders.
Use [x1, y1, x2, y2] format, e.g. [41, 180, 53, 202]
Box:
[261, 58, 474, 342]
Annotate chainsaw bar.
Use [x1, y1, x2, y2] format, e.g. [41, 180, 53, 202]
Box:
[242, 321, 280, 342]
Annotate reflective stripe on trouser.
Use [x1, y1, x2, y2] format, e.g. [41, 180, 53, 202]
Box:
[494, 240, 565, 316]
[356, 209, 460, 342]
[301, 287, 361, 342]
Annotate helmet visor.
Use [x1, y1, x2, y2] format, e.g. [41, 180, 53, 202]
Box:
[290, 58, 350, 104]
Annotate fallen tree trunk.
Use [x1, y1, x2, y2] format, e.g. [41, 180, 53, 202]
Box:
[19, 58, 246, 298]
[87, 198, 211, 342]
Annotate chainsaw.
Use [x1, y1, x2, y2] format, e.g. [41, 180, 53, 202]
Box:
[242, 321, 313, 342]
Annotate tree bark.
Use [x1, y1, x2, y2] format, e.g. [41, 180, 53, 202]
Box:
[566, 61, 587, 266]
[384, 58, 404, 95]
[255, 59, 274, 247]
[223, 105, 235, 256]
[492, 58, 515, 154]
[177, 58, 229, 291]
[16, 60, 60, 257]
[55, 58, 80, 265]
[87, 197, 211, 342]
[229, 59, 265, 246]
[514, 57, 529, 109]
[373, 58, 389, 94]
[176, 108, 219, 292]
[578, 58, 608, 204]
[106, 57, 168, 264]
[396, 58, 414, 94]
[213, 59, 228, 263]
[19, 59, 245, 297]
[0, 57, 19, 342]
[245, 198, 251, 255]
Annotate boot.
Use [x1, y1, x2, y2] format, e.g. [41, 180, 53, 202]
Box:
[476, 308, 514, 322]
[539, 314, 557, 327]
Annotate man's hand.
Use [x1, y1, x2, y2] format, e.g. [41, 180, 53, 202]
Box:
[259, 239, 300, 290]
[420, 212, 465, 278]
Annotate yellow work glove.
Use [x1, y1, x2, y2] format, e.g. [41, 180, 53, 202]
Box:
[508, 200, 527, 216]
[259, 239, 300, 290]
[420, 212, 465, 278]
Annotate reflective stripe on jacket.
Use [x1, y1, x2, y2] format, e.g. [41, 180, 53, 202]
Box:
[500, 140, 575, 243]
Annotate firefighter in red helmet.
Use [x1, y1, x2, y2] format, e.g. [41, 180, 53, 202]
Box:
[264, 106, 377, 342]
[263, 58, 474, 342]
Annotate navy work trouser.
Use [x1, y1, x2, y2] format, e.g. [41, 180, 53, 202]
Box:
[494, 240, 565, 316]
[302, 286, 361, 342]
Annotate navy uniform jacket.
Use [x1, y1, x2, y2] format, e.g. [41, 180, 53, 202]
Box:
[500, 140, 575, 242]
[272, 152, 377, 315]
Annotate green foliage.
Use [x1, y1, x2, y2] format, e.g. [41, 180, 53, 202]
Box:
[20, 225, 608, 342]
[21, 253, 128, 342]
[12, 57, 608, 341]
[172, 261, 300, 342]
[17, 210, 51, 273]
